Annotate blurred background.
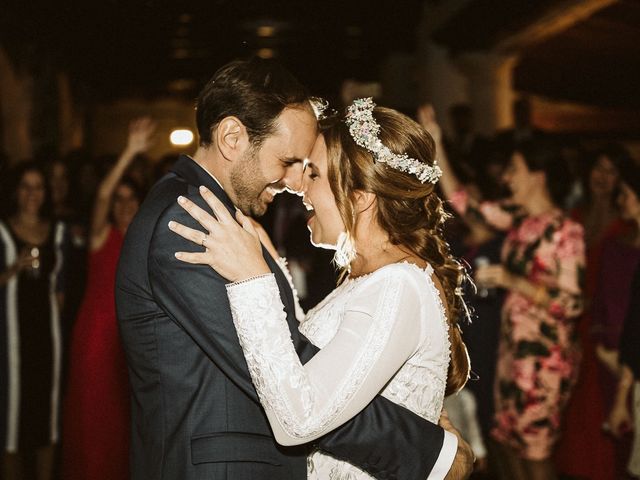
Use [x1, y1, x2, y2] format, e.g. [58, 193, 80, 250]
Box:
[2, 1, 640, 480]
[1, 0, 639, 162]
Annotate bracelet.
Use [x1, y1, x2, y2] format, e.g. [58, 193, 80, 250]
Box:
[228, 273, 273, 287]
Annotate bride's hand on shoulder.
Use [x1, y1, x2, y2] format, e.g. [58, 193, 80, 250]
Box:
[247, 218, 280, 261]
[168, 186, 271, 282]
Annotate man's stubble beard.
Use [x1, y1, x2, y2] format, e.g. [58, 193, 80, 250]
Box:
[229, 147, 270, 217]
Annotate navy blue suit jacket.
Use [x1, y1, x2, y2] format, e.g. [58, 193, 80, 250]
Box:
[115, 155, 445, 479]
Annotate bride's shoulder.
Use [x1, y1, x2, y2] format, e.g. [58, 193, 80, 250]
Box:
[350, 262, 430, 295]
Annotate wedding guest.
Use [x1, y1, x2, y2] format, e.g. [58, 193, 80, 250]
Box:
[556, 144, 634, 479]
[607, 263, 640, 478]
[61, 118, 154, 480]
[592, 160, 640, 478]
[420, 105, 585, 480]
[0, 161, 69, 480]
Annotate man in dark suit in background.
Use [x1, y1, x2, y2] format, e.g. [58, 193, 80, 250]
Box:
[116, 57, 472, 480]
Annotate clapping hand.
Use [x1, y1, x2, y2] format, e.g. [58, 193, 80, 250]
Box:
[607, 403, 632, 438]
[15, 248, 37, 273]
[474, 263, 511, 289]
[168, 186, 271, 282]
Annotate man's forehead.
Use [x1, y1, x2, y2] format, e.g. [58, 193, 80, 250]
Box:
[267, 106, 318, 156]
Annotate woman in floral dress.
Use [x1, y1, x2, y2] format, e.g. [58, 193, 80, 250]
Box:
[419, 106, 585, 480]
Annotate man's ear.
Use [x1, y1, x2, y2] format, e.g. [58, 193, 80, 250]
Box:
[215, 116, 250, 162]
[354, 190, 376, 214]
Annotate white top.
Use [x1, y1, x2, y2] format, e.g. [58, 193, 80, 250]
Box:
[226, 261, 456, 479]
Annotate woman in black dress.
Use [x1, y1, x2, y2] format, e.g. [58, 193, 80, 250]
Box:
[0, 161, 68, 480]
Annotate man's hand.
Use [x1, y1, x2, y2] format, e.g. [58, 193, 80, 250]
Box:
[439, 409, 474, 480]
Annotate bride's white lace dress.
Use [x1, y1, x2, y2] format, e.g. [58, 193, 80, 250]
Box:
[226, 261, 451, 479]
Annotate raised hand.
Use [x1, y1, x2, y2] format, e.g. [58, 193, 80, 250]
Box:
[169, 186, 271, 282]
[125, 117, 156, 156]
[417, 103, 442, 145]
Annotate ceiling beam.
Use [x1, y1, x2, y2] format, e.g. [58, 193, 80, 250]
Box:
[495, 0, 619, 54]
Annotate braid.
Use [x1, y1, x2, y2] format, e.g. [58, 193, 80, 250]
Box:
[378, 192, 470, 395]
[419, 195, 469, 395]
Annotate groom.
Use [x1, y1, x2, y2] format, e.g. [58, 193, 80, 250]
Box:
[116, 57, 472, 480]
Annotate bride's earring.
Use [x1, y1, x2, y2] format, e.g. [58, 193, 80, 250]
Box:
[333, 231, 357, 270]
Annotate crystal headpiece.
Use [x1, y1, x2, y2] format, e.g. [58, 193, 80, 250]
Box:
[309, 96, 331, 120]
[345, 97, 442, 184]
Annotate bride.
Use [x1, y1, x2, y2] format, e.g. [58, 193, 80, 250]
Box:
[169, 98, 470, 478]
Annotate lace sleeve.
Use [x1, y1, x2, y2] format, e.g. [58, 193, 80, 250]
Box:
[275, 257, 305, 322]
[226, 268, 424, 446]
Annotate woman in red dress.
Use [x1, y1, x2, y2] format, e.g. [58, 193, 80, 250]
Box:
[555, 145, 634, 480]
[62, 118, 154, 480]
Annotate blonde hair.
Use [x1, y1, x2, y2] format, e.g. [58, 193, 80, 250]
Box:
[321, 107, 470, 395]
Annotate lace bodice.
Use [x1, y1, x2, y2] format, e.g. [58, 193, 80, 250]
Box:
[226, 262, 451, 479]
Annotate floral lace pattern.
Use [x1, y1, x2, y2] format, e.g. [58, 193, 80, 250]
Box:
[301, 264, 450, 479]
[227, 262, 451, 478]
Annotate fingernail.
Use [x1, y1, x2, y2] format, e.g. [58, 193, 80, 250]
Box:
[175, 252, 182, 259]
[177, 196, 186, 205]
[168, 221, 175, 229]
[199, 185, 209, 193]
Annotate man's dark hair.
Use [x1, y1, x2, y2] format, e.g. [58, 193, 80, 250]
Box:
[196, 57, 309, 148]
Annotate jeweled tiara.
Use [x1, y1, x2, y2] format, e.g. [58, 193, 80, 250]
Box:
[345, 97, 442, 184]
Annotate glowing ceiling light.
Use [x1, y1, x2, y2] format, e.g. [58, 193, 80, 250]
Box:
[257, 25, 276, 37]
[257, 48, 275, 59]
[170, 129, 194, 146]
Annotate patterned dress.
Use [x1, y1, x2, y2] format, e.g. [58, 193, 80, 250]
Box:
[490, 210, 585, 460]
[450, 191, 586, 460]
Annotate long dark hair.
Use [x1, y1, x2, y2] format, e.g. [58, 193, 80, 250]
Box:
[6, 160, 53, 220]
[582, 143, 634, 205]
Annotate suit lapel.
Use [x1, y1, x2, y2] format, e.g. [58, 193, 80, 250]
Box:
[170, 155, 298, 333]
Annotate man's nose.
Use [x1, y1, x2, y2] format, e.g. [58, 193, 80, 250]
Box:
[283, 162, 304, 193]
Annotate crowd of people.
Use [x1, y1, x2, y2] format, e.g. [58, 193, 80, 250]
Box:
[0, 77, 639, 480]
[416, 101, 640, 480]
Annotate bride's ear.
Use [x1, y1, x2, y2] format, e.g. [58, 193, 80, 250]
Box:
[353, 190, 376, 214]
[215, 116, 250, 162]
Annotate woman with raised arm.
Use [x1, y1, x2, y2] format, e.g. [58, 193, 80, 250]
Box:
[62, 118, 154, 480]
[419, 105, 585, 480]
[169, 100, 471, 479]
